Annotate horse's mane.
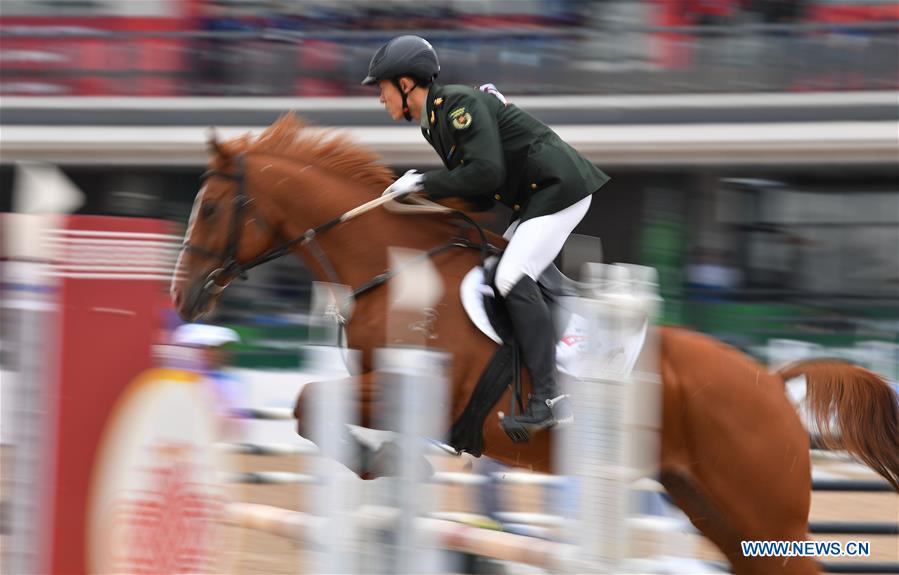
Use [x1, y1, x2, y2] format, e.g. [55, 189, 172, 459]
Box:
[221, 113, 394, 190]
[217, 112, 504, 244]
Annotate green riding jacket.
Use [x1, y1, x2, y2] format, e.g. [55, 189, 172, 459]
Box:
[420, 83, 610, 221]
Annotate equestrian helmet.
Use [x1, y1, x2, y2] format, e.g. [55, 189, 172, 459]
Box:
[361, 35, 440, 86]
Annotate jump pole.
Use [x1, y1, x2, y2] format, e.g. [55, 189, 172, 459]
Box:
[366, 246, 449, 573]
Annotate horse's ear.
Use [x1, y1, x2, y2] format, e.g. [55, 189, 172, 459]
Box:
[206, 128, 230, 161]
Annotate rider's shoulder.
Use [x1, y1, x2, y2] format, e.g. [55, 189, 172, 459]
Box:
[440, 84, 489, 104]
[441, 84, 478, 97]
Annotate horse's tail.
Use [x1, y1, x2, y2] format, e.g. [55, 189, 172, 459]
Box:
[779, 359, 899, 492]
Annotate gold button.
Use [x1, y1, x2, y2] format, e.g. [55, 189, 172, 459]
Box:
[530, 183, 538, 190]
[460, 159, 465, 165]
[494, 194, 502, 201]
[513, 204, 520, 211]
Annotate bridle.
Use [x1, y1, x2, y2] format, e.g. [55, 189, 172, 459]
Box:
[181, 153, 343, 298]
[179, 152, 496, 317]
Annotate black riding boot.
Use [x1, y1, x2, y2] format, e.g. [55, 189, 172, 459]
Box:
[500, 276, 572, 442]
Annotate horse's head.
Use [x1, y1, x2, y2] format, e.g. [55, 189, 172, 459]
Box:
[171, 113, 448, 321]
[170, 133, 275, 321]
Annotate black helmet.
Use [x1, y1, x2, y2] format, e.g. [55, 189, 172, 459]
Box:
[361, 35, 440, 86]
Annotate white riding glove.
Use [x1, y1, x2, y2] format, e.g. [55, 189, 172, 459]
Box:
[478, 83, 508, 105]
[388, 169, 425, 198]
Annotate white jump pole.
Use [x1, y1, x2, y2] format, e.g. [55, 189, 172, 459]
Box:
[2, 162, 84, 575]
[618, 265, 696, 569]
[365, 246, 448, 574]
[306, 360, 360, 573]
[302, 281, 364, 573]
[559, 262, 665, 573]
[2, 241, 57, 575]
[372, 346, 450, 573]
[563, 263, 636, 573]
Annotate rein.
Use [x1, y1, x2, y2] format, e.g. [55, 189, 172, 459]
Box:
[181, 152, 497, 315]
[182, 154, 344, 294]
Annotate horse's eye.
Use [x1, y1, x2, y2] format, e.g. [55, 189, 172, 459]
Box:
[201, 203, 217, 219]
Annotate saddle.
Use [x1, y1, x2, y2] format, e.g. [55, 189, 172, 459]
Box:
[450, 235, 652, 455]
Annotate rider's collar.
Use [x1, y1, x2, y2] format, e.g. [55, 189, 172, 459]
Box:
[422, 83, 444, 129]
[420, 100, 431, 130]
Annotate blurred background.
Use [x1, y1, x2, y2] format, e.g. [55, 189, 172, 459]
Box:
[2, 0, 897, 362]
[0, 1, 897, 573]
[2, 0, 898, 96]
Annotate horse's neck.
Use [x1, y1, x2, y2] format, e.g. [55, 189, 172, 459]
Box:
[257, 157, 436, 290]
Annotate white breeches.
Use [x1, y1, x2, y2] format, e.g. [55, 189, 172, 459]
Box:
[495, 195, 592, 297]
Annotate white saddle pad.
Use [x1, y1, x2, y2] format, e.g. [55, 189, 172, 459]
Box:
[460, 265, 648, 377]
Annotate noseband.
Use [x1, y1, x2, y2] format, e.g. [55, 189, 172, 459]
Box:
[180, 155, 247, 294]
[180, 153, 343, 297]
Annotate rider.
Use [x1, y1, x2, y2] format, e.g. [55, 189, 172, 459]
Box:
[362, 35, 610, 437]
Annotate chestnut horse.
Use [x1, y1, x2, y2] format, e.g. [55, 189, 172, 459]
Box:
[171, 115, 898, 574]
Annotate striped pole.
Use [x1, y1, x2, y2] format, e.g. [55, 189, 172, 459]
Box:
[366, 246, 448, 574]
[224, 502, 576, 569]
[561, 262, 697, 572]
[306, 359, 361, 574]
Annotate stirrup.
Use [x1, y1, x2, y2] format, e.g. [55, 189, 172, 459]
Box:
[546, 394, 573, 424]
[498, 395, 572, 444]
[499, 415, 534, 443]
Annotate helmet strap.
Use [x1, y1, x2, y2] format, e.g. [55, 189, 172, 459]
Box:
[394, 78, 418, 122]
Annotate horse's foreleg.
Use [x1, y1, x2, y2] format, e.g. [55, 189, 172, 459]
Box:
[293, 371, 378, 433]
[292, 372, 433, 480]
[293, 372, 378, 478]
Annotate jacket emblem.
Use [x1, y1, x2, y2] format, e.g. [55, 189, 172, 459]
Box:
[450, 107, 472, 130]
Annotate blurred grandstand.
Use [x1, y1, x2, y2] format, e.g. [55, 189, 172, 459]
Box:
[1, 0, 897, 369]
[1, 0, 897, 95]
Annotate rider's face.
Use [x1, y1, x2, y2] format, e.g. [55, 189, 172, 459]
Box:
[378, 80, 403, 121]
[378, 76, 420, 121]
